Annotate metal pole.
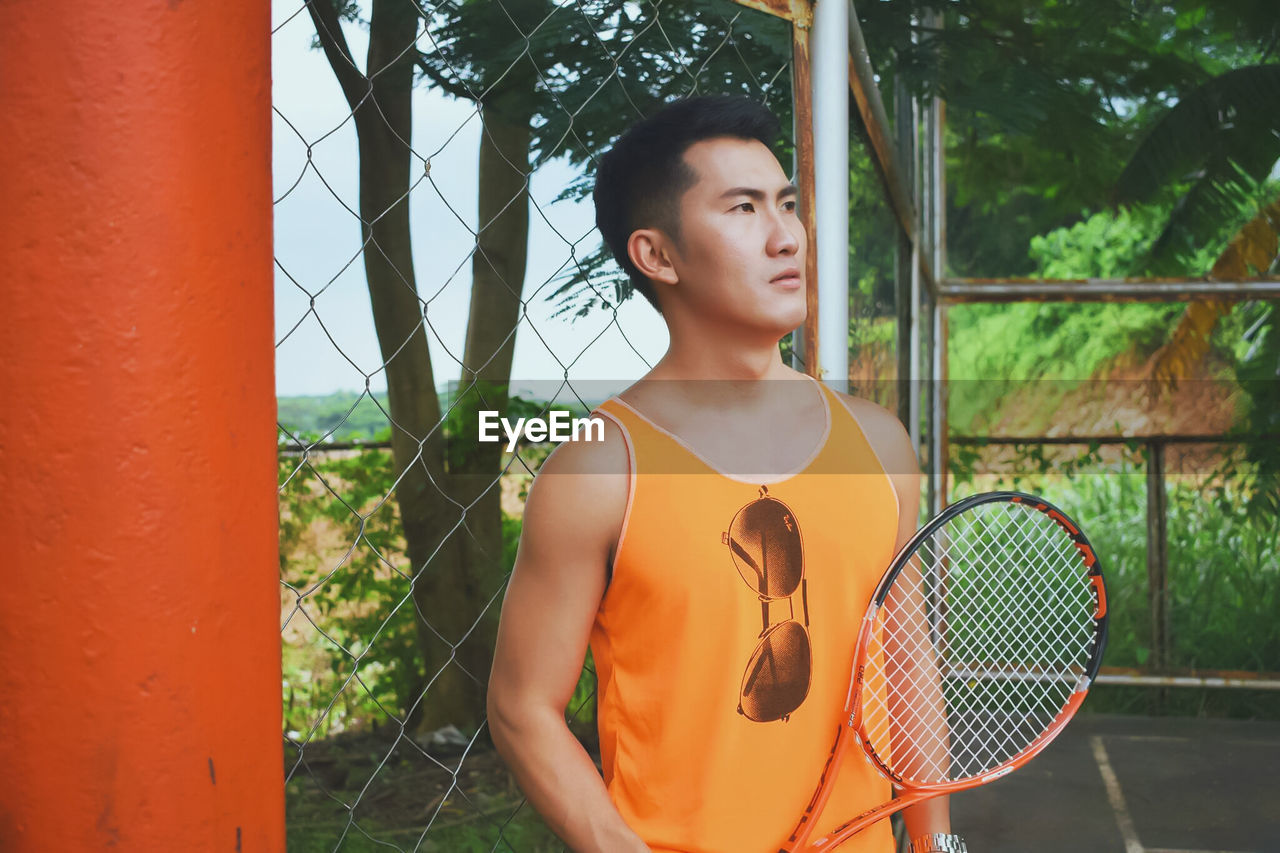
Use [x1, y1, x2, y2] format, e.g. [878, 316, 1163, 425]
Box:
[847, 0, 915, 240]
[0, 1, 283, 850]
[931, 100, 947, 291]
[933, 304, 949, 514]
[925, 295, 937, 514]
[893, 77, 915, 428]
[920, 68, 935, 493]
[792, 21, 820, 378]
[1146, 440, 1170, 672]
[790, 83, 807, 374]
[811, 0, 850, 391]
[846, 1, 939, 300]
[910, 220, 922, 450]
[941, 277, 1280, 302]
[928, 55, 947, 515]
[1096, 668, 1280, 691]
[908, 92, 922, 451]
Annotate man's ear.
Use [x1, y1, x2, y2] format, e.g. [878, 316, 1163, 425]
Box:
[627, 229, 679, 286]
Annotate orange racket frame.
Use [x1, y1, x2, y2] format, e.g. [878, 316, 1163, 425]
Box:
[780, 491, 1109, 852]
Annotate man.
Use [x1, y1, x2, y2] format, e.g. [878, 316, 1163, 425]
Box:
[487, 95, 958, 852]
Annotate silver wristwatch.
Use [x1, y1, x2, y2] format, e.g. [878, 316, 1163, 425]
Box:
[908, 833, 968, 853]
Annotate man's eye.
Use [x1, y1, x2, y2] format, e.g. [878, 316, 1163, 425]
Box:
[735, 202, 756, 213]
[783, 200, 797, 212]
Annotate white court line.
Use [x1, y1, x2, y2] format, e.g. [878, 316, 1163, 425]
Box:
[1090, 736, 1257, 853]
[1091, 735, 1145, 853]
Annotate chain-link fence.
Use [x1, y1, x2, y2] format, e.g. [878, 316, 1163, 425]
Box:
[270, 1, 848, 848]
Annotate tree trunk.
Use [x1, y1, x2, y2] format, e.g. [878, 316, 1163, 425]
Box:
[309, 0, 502, 733]
[447, 80, 536, 722]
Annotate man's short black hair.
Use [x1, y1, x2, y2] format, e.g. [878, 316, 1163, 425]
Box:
[593, 95, 784, 314]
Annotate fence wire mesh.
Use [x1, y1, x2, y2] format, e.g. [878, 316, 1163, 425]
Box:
[271, 1, 807, 848]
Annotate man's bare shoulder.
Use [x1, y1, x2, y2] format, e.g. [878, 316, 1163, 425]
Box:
[533, 409, 629, 479]
[831, 390, 918, 477]
[521, 411, 630, 570]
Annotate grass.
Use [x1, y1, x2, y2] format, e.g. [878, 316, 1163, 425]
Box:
[284, 728, 566, 852]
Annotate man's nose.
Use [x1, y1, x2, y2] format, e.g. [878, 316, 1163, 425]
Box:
[768, 213, 801, 255]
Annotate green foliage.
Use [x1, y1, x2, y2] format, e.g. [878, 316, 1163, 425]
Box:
[1168, 475, 1280, 678]
[284, 733, 565, 852]
[279, 441, 416, 738]
[285, 818, 562, 853]
[441, 381, 591, 472]
[852, 0, 1280, 276]
[946, 299, 1183, 433]
[849, 136, 899, 319]
[1115, 65, 1280, 272]
[418, 0, 795, 170]
[567, 648, 597, 730]
[517, 0, 1280, 307]
[1028, 205, 1217, 279]
[422, 819, 565, 853]
[278, 392, 394, 443]
[1233, 300, 1280, 521]
[945, 201, 1269, 434]
[432, 0, 796, 319]
[400, 811, 563, 853]
[280, 441, 601, 739]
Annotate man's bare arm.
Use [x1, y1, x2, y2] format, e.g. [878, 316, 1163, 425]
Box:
[839, 394, 952, 840]
[487, 419, 648, 853]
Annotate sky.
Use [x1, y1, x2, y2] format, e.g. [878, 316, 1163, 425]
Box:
[270, 1, 672, 399]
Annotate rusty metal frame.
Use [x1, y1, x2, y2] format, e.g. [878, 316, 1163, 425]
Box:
[1096, 667, 1280, 691]
[729, 0, 811, 27]
[942, 276, 1280, 302]
[728, 0, 822, 376]
[793, 14, 819, 374]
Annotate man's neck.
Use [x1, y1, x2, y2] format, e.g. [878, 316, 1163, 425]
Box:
[652, 323, 795, 381]
[637, 342, 812, 415]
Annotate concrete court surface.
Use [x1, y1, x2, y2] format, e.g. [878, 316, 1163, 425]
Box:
[947, 714, 1280, 852]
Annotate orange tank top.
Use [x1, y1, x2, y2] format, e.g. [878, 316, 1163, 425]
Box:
[588, 376, 900, 853]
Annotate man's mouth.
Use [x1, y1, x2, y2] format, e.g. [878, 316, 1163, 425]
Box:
[770, 269, 802, 288]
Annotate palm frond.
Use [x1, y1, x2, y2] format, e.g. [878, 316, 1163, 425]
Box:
[542, 243, 631, 321]
[1147, 198, 1280, 391]
[1115, 64, 1280, 270]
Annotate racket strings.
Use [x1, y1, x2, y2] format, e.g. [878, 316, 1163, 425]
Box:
[921, 506, 1094, 773]
[859, 502, 1100, 786]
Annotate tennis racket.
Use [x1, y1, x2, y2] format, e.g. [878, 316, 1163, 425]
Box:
[781, 491, 1108, 851]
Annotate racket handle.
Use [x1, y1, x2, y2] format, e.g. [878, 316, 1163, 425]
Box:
[814, 788, 934, 850]
[779, 725, 855, 852]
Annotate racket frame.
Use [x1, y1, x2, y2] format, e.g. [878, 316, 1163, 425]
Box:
[781, 491, 1109, 852]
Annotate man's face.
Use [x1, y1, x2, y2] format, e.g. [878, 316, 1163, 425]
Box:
[665, 136, 807, 332]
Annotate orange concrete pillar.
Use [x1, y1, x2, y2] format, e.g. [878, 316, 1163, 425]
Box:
[0, 2, 282, 850]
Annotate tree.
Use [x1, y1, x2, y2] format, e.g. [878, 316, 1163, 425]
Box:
[307, 0, 518, 733]
[1107, 56, 1280, 522]
[852, 0, 1280, 277]
[541, 0, 1278, 310]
